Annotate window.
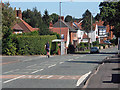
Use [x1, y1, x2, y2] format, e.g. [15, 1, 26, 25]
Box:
[61, 34, 64, 39]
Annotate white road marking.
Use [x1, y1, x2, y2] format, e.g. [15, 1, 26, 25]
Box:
[26, 64, 37, 68]
[48, 64, 56, 68]
[3, 75, 25, 84]
[46, 75, 53, 79]
[3, 69, 19, 74]
[59, 76, 64, 79]
[39, 75, 46, 79]
[31, 69, 43, 74]
[76, 71, 91, 87]
[59, 62, 64, 64]
[68, 59, 73, 61]
[34, 75, 40, 78]
[75, 57, 79, 59]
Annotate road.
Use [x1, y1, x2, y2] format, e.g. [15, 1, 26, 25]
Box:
[1, 46, 118, 88]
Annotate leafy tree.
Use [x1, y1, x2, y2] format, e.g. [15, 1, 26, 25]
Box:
[42, 9, 50, 27]
[94, 13, 102, 21]
[65, 15, 73, 22]
[82, 9, 94, 33]
[2, 2, 17, 55]
[99, 1, 120, 41]
[49, 13, 59, 24]
[22, 7, 43, 28]
[39, 23, 51, 35]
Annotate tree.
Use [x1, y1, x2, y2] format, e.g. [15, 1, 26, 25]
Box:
[22, 7, 43, 28]
[82, 9, 94, 33]
[2, 2, 17, 55]
[49, 13, 59, 24]
[39, 23, 51, 35]
[42, 9, 50, 27]
[99, 1, 120, 40]
[65, 15, 73, 22]
[94, 13, 102, 21]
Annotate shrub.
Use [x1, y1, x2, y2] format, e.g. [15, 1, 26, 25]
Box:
[16, 35, 57, 55]
[92, 41, 99, 46]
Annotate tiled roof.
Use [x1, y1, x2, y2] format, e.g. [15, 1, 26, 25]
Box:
[50, 27, 69, 42]
[13, 18, 39, 32]
[83, 33, 89, 39]
[12, 23, 23, 31]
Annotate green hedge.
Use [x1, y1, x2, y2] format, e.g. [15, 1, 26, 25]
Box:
[16, 35, 57, 55]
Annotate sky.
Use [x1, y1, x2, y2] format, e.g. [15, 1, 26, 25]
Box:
[8, 1, 103, 19]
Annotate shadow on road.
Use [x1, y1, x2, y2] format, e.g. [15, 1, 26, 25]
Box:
[66, 60, 102, 64]
[103, 74, 120, 84]
[112, 68, 120, 71]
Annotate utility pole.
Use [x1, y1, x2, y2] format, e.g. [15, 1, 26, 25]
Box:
[91, 13, 92, 47]
[59, 2, 62, 38]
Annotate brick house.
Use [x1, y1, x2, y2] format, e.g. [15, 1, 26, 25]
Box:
[93, 20, 114, 44]
[12, 8, 39, 34]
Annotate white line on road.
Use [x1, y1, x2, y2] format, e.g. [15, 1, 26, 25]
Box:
[3, 75, 25, 84]
[59, 62, 64, 64]
[26, 64, 37, 68]
[31, 69, 44, 74]
[68, 59, 73, 61]
[59, 76, 64, 79]
[39, 75, 46, 79]
[46, 75, 53, 79]
[48, 64, 56, 68]
[3, 69, 20, 74]
[75, 57, 79, 59]
[76, 71, 91, 87]
[34, 75, 40, 78]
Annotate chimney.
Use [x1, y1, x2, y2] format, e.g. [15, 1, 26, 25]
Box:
[59, 16, 64, 21]
[16, 8, 22, 19]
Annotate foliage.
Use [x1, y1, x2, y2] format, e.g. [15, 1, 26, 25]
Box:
[42, 9, 50, 27]
[51, 42, 59, 55]
[92, 41, 99, 46]
[99, 1, 120, 38]
[22, 7, 43, 28]
[2, 2, 17, 55]
[68, 43, 75, 54]
[39, 23, 51, 35]
[50, 32, 61, 39]
[65, 15, 73, 22]
[82, 9, 94, 33]
[16, 35, 57, 55]
[21, 31, 39, 36]
[49, 13, 59, 24]
[94, 13, 102, 21]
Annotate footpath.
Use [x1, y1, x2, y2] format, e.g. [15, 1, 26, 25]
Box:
[83, 54, 120, 90]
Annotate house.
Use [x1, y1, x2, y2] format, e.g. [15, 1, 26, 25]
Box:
[93, 20, 114, 44]
[49, 16, 70, 48]
[12, 8, 39, 34]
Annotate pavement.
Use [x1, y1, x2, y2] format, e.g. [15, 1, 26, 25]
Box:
[83, 54, 120, 89]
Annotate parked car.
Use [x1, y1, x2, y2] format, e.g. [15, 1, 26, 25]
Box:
[90, 47, 99, 53]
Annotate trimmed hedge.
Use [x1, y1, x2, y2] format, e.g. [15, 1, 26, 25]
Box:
[16, 35, 57, 55]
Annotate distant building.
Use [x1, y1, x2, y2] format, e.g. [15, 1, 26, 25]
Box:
[12, 8, 39, 34]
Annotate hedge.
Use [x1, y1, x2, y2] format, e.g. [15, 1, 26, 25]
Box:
[16, 35, 57, 55]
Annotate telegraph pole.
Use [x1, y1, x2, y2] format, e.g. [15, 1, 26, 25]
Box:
[59, 2, 62, 38]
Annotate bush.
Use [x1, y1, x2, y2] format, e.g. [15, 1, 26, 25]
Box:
[68, 43, 75, 54]
[16, 35, 57, 55]
[92, 41, 99, 46]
